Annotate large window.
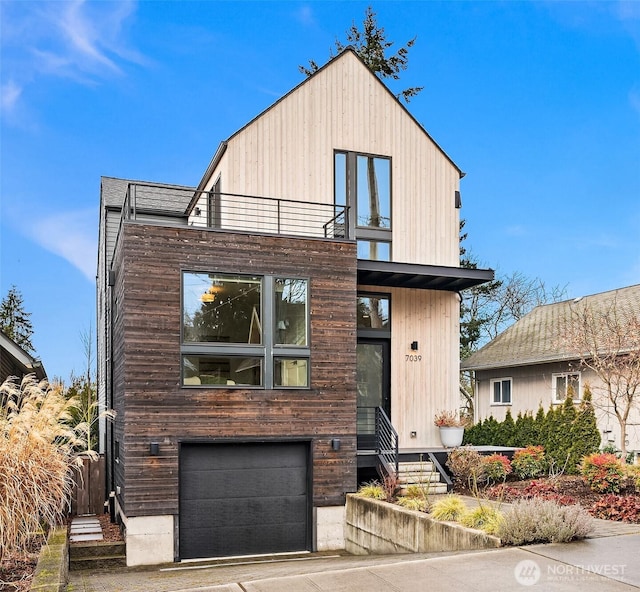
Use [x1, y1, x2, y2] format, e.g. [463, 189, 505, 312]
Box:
[182, 272, 309, 388]
[552, 372, 581, 404]
[335, 151, 392, 260]
[491, 378, 512, 405]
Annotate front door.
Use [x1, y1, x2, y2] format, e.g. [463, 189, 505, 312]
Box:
[356, 338, 390, 450]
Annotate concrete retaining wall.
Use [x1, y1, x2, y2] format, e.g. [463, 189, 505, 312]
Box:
[30, 526, 68, 592]
[345, 494, 501, 555]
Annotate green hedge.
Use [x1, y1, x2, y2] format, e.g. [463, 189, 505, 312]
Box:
[464, 389, 600, 474]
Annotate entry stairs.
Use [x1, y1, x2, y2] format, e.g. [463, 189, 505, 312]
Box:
[397, 460, 448, 495]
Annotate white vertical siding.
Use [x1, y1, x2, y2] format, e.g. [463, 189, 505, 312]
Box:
[199, 51, 460, 268]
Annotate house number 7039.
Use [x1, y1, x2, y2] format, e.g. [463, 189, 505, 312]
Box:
[405, 354, 422, 362]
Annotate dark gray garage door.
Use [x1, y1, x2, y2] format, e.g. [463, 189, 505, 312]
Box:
[179, 442, 310, 559]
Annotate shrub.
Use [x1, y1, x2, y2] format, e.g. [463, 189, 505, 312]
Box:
[498, 498, 593, 545]
[482, 454, 512, 483]
[0, 375, 88, 561]
[430, 495, 467, 522]
[357, 481, 386, 500]
[589, 494, 640, 523]
[623, 464, 640, 493]
[459, 505, 503, 534]
[446, 446, 485, 490]
[396, 496, 429, 512]
[512, 445, 546, 479]
[581, 453, 625, 493]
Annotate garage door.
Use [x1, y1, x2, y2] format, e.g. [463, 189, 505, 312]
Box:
[179, 442, 310, 559]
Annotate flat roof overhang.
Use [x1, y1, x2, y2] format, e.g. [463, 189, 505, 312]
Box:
[357, 260, 494, 292]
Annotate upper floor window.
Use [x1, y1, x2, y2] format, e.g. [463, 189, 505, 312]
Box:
[335, 151, 392, 259]
[182, 272, 309, 388]
[183, 273, 262, 344]
[552, 372, 581, 404]
[491, 378, 512, 405]
[356, 155, 391, 229]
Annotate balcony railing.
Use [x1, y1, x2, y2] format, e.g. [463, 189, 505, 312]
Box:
[120, 182, 349, 240]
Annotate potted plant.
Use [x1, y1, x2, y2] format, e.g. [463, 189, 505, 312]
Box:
[434, 410, 469, 448]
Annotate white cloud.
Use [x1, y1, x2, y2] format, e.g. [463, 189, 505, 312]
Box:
[28, 209, 97, 282]
[1, 80, 22, 113]
[0, 0, 145, 116]
[505, 225, 527, 237]
[295, 5, 316, 27]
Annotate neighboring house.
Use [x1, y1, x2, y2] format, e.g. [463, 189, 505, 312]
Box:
[97, 48, 493, 566]
[0, 330, 46, 384]
[462, 284, 640, 454]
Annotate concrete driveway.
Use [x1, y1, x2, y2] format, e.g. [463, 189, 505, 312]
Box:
[68, 532, 640, 592]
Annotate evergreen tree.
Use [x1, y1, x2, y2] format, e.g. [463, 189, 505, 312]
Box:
[497, 409, 516, 446]
[513, 412, 537, 447]
[300, 6, 423, 103]
[0, 286, 35, 354]
[568, 386, 601, 473]
[533, 405, 546, 444]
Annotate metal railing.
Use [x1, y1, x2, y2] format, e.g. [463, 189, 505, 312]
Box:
[120, 182, 350, 240]
[375, 407, 399, 479]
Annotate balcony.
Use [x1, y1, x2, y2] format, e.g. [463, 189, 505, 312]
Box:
[120, 182, 349, 240]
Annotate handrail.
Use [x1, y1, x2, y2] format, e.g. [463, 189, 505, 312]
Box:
[375, 406, 398, 479]
[121, 182, 349, 240]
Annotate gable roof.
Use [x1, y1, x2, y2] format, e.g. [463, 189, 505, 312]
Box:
[194, 47, 463, 203]
[0, 330, 46, 382]
[461, 284, 640, 371]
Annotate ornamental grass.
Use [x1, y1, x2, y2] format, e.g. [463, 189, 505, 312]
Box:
[0, 374, 89, 561]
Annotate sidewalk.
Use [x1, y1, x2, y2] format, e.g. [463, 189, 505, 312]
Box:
[68, 529, 640, 591]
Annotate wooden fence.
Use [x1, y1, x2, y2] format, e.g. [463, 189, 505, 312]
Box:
[71, 455, 105, 516]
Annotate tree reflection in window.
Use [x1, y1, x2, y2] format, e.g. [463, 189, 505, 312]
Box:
[183, 273, 262, 343]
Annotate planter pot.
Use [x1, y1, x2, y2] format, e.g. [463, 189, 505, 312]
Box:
[439, 426, 464, 448]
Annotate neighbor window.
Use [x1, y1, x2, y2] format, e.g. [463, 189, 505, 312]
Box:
[182, 272, 309, 388]
[491, 378, 512, 405]
[552, 372, 581, 404]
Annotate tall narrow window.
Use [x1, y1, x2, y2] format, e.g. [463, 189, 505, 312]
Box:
[335, 151, 392, 260]
[356, 155, 390, 229]
[207, 177, 221, 228]
[274, 278, 308, 346]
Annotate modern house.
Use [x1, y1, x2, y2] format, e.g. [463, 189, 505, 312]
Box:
[0, 330, 46, 384]
[97, 48, 493, 566]
[462, 284, 640, 454]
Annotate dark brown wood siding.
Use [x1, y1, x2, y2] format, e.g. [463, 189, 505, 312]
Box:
[111, 223, 357, 517]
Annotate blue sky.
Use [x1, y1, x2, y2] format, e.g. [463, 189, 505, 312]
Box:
[1, 0, 639, 381]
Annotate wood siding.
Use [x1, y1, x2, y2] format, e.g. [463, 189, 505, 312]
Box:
[475, 364, 640, 452]
[358, 285, 460, 447]
[111, 223, 357, 517]
[196, 51, 460, 268]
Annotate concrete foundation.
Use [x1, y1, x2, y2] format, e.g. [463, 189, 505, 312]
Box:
[345, 494, 501, 555]
[316, 505, 346, 551]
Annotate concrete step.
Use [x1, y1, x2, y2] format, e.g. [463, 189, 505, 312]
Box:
[70, 554, 127, 571]
[70, 541, 126, 570]
[397, 462, 435, 473]
[399, 482, 448, 495]
[398, 472, 442, 484]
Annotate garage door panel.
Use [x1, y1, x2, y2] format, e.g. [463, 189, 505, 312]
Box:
[184, 522, 307, 557]
[179, 443, 309, 559]
[181, 469, 307, 500]
[181, 496, 308, 529]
